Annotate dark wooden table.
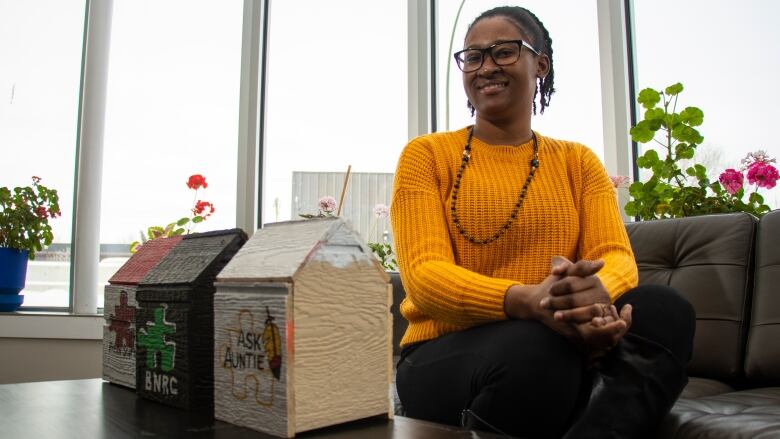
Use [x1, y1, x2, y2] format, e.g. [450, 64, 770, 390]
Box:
[0, 379, 502, 438]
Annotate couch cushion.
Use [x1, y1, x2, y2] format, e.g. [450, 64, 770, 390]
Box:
[680, 377, 735, 399]
[626, 213, 757, 381]
[746, 210, 780, 384]
[658, 387, 780, 438]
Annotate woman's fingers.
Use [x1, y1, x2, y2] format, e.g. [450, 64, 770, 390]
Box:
[619, 304, 633, 331]
[559, 259, 605, 277]
[550, 256, 572, 276]
[577, 303, 634, 356]
[543, 282, 610, 311]
[553, 303, 607, 324]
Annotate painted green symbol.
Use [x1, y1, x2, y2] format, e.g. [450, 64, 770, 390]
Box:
[138, 305, 176, 372]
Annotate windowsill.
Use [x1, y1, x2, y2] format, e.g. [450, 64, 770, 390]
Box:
[0, 312, 103, 340]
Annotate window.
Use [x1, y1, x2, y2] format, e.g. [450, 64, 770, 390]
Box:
[633, 0, 780, 208]
[0, 0, 86, 308]
[436, 0, 605, 159]
[99, 0, 244, 307]
[263, 1, 408, 243]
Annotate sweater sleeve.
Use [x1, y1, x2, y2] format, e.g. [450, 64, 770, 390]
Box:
[390, 138, 514, 327]
[576, 147, 638, 301]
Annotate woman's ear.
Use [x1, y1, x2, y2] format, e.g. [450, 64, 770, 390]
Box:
[536, 54, 550, 78]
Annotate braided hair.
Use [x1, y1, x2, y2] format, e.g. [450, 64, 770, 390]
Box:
[465, 6, 555, 115]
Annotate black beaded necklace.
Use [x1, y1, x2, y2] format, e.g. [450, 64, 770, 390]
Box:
[451, 126, 540, 245]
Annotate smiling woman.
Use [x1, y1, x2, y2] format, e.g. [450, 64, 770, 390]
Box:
[438, 0, 604, 159]
[391, 5, 695, 438]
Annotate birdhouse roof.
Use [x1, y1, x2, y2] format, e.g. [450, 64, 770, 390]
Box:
[139, 228, 247, 287]
[217, 217, 387, 283]
[108, 236, 183, 285]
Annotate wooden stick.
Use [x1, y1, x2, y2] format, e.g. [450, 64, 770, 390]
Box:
[337, 165, 352, 216]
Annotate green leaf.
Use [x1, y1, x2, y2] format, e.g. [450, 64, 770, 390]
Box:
[637, 88, 661, 109]
[644, 108, 665, 121]
[664, 113, 682, 130]
[631, 120, 657, 143]
[636, 149, 660, 169]
[675, 144, 695, 160]
[665, 83, 684, 95]
[671, 125, 704, 144]
[624, 200, 638, 216]
[680, 106, 704, 126]
[147, 226, 165, 239]
[192, 216, 204, 223]
[176, 217, 190, 226]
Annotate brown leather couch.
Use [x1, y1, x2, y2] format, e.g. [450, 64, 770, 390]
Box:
[390, 210, 780, 437]
[627, 211, 780, 438]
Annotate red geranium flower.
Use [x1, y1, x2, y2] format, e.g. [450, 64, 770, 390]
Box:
[186, 174, 208, 190]
[192, 200, 215, 218]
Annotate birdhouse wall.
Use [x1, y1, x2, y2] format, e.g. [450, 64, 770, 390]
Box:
[214, 284, 293, 438]
[136, 288, 210, 411]
[292, 247, 391, 433]
[103, 285, 139, 388]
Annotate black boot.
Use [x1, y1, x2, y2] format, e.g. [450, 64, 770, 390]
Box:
[562, 333, 688, 439]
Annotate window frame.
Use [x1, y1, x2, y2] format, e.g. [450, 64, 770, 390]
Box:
[7, 0, 635, 319]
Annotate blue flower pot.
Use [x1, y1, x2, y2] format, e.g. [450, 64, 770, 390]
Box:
[0, 247, 29, 311]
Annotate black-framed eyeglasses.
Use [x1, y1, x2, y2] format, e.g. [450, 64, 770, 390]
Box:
[453, 40, 540, 73]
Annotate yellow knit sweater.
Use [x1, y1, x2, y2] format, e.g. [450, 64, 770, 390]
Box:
[391, 127, 638, 347]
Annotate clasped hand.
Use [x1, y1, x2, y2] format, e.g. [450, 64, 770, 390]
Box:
[504, 257, 632, 360]
[543, 256, 632, 359]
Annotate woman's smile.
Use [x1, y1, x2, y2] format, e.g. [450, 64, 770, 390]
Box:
[477, 80, 509, 95]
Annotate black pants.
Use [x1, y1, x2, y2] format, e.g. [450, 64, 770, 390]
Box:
[395, 284, 695, 439]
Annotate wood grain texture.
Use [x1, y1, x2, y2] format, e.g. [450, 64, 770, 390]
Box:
[293, 252, 390, 433]
[141, 230, 246, 286]
[132, 229, 246, 411]
[317, 220, 390, 282]
[108, 236, 182, 285]
[217, 218, 339, 282]
[213, 219, 390, 436]
[102, 324, 136, 388]
[135, 299, 192, 409]
[214, 286, 293, 438]
[104, 285, 138, 321]
[103, 285, 139, 388]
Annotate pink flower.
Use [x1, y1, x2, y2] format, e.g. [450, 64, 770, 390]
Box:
[746, 162, 780, 189]
[740, 150, 776, 171]
[609, 175, 630, 189]
[373, 203, 390, 218]
[318, 196, 337, 213]
[719, 168, 744, 195]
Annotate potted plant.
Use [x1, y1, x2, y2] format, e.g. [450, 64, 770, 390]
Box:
[129, 173, 215, 253]
[0, 176, 60, 311]
[625, 83, 777, 220]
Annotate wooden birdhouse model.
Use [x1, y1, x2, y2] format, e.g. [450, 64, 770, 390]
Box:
[103, 236, 183, 389]
[213, 217, 392, 437]
[135, 229, 247, 411]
